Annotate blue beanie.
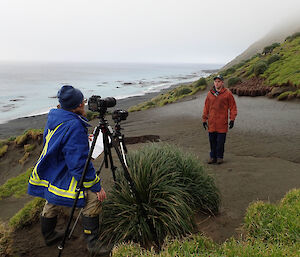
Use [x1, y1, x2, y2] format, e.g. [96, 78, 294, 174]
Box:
[57, 85, 84, 110]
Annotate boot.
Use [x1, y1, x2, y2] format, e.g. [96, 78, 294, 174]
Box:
[40, 216, 64, 246]
[81, 215, 112, 256]
[207, 158, 216, 164]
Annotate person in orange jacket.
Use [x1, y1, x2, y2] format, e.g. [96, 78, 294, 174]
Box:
[202, 75, 237, 164]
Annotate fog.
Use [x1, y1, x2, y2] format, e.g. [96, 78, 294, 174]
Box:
[0, 0, 299, 64]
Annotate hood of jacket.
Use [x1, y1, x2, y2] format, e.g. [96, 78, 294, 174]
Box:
[46, 108, 90, 130]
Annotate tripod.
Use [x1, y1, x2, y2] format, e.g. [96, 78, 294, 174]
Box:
[67, 113, 128, 240]
[57, 107, 160, 257]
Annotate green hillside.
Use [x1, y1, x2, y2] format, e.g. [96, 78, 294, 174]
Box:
[221, 32, 300, 99]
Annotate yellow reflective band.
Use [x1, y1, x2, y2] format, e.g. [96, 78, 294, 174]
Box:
[29, 177, 49, 187]
[30, 123, 63, 182]
[84, 229, 92, 234]
[69, 177, 78, 192]
[48, 184, 84, 199]
[83, 176, 100, 188]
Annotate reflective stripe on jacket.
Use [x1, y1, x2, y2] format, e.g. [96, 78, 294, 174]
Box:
[202, 87, 237, 133]
[28, 108, 101, 208]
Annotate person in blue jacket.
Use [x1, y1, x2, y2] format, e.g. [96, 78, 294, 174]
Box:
[28, 85, 110, 256]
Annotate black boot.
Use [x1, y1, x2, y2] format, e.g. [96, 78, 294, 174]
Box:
[81, 215, 112, 256]
[40, 216, 64, 246]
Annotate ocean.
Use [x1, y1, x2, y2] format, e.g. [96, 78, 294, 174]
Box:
[0, 62, 221, 124]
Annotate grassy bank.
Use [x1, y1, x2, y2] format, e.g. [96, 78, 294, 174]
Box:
[112, 188, 300, 256]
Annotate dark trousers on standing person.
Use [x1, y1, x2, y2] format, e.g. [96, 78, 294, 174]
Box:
[209, 132, 226, 160]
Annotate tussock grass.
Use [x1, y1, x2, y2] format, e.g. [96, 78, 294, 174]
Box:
[0, 145, 8, 158]
[0, 167, 33, 200]
[24, 144, 36, 152]
[15, 129, 43, 146]
[112, 189, 300, 256]
[18, 152, 30, 165]
[100, 144, 219, 247]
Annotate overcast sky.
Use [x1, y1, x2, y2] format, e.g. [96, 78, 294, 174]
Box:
[0, 0, 299, 64]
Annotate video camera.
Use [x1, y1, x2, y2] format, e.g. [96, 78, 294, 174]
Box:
[112, 109, 128, 123]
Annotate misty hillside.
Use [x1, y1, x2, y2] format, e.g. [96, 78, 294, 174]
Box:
[223, 19, 300, 70]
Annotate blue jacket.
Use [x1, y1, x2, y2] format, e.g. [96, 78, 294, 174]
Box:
[28, 108, 101, 207]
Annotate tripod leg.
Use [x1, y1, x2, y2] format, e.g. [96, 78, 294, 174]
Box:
[119, 141, 128, 168]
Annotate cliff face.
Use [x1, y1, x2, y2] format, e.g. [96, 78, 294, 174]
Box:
[223, 18, 300, 70]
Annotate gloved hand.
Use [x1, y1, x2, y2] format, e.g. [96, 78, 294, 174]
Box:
[229, 120, 234, 129]
[203, 122, 208, 130]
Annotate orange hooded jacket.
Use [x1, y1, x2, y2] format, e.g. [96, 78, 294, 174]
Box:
[202, 87, 237, 133]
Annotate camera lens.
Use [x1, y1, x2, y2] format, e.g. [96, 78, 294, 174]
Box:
[100, 97, 116, 108]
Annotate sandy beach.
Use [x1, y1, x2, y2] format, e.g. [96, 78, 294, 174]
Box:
[0, 87, 299, 256]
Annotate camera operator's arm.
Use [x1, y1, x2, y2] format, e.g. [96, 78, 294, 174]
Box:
[62, 120, 101, 193]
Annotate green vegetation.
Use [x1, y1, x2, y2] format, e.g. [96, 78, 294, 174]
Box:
[128, 80, 207, 112]
[228, 77, 242, 87]
[194, 77, 207, 87]
[253, 60, 268, 76]
[15, 129, 43, 146]
[244, 188, 300, 245]
[267, 54, 280, 65]
[100, 144, 219, 246]
[0, 145, 8, 158]
[112, 189, 300, 256]
[285, 31, 300, 42]
[19, 152, 30, 165]
[262, 36, 300, 85]
[9, 197, 45, 231]
[24, 144, 36, 152]
[86, 111, 99, 121]
[262, 42, 280, 55]
[219, 32, 300, 97]
[0, 167, 33, 200]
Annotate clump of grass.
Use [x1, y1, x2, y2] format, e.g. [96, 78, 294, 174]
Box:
[285, 31, 300, 42]
[277, 91, 294, 100]
[15, 129, 43, 145]
[19, 152, 30, 165]
[24, 144, 36, 152]
[15, 134, 28, 146]
[174, 87, 192, 97]
[267, 54, 280, 65]
[244, 188, 300, 245]
[100, 144, 219, 247]
[0, 145, 8, 158]
[86, 111, 99, 121]
[228, 77, 242, 87]
[194, 77, 207, 87]
[253, 61, 268, 76]
[0, 167, 33, 200]
[9, 197, 45, 231]
[262, 42, 280, 55]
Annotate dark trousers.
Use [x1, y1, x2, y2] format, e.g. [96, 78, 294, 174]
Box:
[209, 132, 227, 159]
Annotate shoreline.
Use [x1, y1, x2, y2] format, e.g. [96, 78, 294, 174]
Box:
[0, 82, 190, 139]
